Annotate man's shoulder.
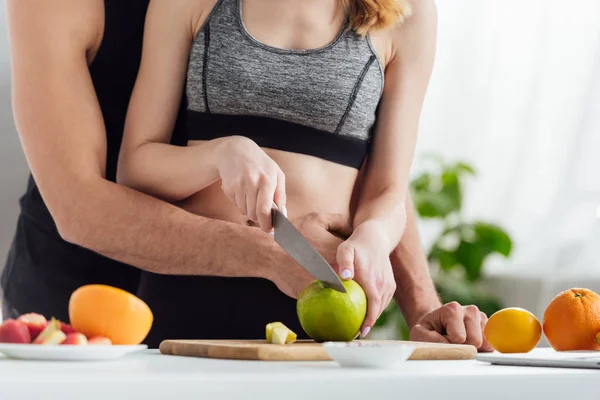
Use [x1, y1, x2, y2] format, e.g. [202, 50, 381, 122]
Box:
[7, 0, 104, 55]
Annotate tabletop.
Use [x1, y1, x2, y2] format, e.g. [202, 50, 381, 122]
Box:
[0, 348, 598, 400]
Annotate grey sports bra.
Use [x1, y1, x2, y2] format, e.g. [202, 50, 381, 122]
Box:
[184, 0, 384, 169]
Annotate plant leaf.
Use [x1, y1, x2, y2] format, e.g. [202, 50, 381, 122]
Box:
[412, 191, 457, 219]
[434, 272, 504, 317]
[429, 245, 458, 271]
[410, 173, 432, 192]
[474, 223, 513, 257]
[455, 162, 476, 175]
[455, 240, 486, 281]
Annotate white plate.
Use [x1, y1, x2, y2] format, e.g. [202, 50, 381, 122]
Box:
[0, 343, 148, 361]
[322, 341, 415, 369]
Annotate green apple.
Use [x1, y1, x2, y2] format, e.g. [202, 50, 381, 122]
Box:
[296, 279, 367, 342]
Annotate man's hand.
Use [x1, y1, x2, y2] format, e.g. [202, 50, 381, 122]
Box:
[269, 212, 353, 299]
[409, 302, 494, 352]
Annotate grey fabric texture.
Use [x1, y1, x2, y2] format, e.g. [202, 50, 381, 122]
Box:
[186, 0, 384, 141]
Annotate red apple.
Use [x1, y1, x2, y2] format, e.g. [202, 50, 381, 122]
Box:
[61, 332, 88, 345]
[0, 319, 31, 344]
[88, 336, 112, 345]
[32, 317, 62, 344]
[60, 322, 77, 335]
[17, 313, 48, 341]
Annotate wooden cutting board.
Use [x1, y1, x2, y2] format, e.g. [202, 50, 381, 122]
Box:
[159, 339, 477, 361]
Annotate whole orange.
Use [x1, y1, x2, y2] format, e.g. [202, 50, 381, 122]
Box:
[69, 284, 153, 345]
[543, 288, 600, 351]
[483, 307, 542, 353]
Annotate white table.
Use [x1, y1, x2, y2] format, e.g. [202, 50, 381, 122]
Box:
[0, 348, 598, 400]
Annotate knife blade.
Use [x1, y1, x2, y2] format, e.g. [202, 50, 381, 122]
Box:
[272, 206, 347, 293]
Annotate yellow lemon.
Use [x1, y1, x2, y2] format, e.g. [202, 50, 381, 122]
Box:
[483, 307, 542, 353]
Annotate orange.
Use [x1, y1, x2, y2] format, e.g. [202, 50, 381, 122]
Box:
[543, 288, 600, 351]
[483, 307, 542, 353]
[68, 284, 153, 345]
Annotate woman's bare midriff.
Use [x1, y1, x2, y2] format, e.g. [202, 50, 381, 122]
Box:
[179, 141, 362, 225]
[177, 0, 392, 227]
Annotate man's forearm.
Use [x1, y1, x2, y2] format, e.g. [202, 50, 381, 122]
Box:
[60, 177, 280, 280]
[390, 194, 441, 328]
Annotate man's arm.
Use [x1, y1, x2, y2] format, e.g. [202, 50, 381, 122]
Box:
[6, 0, 293, 287]
[390, 194, 441, 328]
[390, 195, 493, 351]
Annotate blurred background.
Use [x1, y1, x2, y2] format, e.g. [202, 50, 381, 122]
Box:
[1, 1, 599, 342]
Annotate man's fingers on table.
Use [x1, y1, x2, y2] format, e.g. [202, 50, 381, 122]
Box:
[440, 302, 467, 344]
[463, 305, 483, 348]
[479, 312, 494, 352]
[409, 325, 450, 344]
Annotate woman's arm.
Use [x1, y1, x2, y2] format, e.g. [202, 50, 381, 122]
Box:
[118, 0, 285, 231]
[337, 0, 438, 337]
[352, 0, 438, 251]
[117, 0, 220, 202]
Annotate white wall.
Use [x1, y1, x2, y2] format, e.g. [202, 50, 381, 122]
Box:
[0, 1, 28, 276]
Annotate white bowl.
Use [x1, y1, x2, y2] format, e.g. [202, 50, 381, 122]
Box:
[322, 341, 415, 369]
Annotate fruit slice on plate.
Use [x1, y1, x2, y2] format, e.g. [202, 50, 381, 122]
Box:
[40, 330, 67, 345]
[17, 313, 47, 341]
[60, 322, 77, 335]
[88, 336, 112, 345]
[33, 317, 63, 345]
[266, 322, 297, 344]
[62, 333, 87, 345]
[0, 319, 31, 344]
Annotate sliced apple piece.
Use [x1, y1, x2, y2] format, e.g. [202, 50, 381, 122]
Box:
[38, 330, 67, 345]
[0, 319, 31, 344]
[32, 317, 61, 344]
[266, 322, 275, 343]
[62, 332, 88, 345]
[266, 322, 297, 344]
[266, 322, 285, 343]
[271, 326, 290, 345]
[88, 336, 112, 345]
[17, 313, 48, 341]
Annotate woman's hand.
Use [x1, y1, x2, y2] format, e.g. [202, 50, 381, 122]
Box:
[215, 136, 286, 233]
[335, 220, 397, 338]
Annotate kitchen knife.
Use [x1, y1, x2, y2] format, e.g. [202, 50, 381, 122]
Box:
[272, 206, 347, 293]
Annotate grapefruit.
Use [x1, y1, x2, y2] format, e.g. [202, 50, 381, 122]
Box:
[69, 284, 153, 345]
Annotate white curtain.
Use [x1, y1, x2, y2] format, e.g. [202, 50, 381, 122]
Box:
[413, 0, 600, 315]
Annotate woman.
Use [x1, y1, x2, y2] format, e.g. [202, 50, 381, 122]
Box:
[117, 0, 437, 344]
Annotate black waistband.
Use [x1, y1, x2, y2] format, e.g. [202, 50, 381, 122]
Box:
[185, 111, 369, 169]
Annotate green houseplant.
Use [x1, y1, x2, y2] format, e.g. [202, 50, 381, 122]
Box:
[374, 156, 513, 339]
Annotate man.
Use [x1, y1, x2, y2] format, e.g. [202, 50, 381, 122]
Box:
[1, 0, 491, 351]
